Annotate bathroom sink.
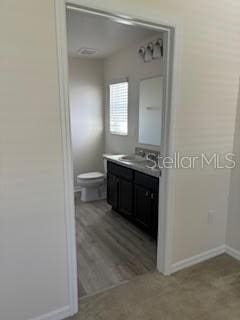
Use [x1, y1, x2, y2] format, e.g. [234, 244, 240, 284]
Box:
[119, 154, 159, 171]
[120, 154, 146, 163]
[104, 154, 161, 176]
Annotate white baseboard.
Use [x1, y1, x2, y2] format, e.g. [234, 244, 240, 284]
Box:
[225, 246, 240, 261]
[170, 245, 226, 274]
[30, 306, 71, 320]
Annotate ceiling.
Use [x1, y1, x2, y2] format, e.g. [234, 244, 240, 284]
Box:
[66, 9, 158, 59]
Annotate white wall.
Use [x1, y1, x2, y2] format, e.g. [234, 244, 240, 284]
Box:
[226, 81, 240, 252]
[68, 57, 104, 187]
[104, 34, 165, 154]
[78, 0, 240, 265]
[0, 1, 70, 320]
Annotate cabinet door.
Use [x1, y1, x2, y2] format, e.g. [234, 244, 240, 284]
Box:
[134, 185, 152, 232]
[107, 173, 118, 209]
[118, 178, 133, 218]
[150, 192, 159, 239]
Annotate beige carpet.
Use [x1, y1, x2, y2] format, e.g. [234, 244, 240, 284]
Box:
[69, 254, 240, 320]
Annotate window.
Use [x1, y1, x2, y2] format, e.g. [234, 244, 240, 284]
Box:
[109, 80, 128, 135]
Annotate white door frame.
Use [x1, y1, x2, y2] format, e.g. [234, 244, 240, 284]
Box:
[55, 0, 179, 316]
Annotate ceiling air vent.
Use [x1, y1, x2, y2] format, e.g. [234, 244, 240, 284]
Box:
[77, 47, 97, 56]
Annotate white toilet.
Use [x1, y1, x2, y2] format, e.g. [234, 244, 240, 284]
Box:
[77, 160, 107, 202]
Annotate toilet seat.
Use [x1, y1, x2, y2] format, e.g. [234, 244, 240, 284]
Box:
[77, 172, 104, 181]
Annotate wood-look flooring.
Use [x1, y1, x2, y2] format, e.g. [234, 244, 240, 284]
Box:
[75, 194, 157, 298]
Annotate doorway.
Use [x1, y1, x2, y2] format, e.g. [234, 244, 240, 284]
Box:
[55, 0, 176, 315]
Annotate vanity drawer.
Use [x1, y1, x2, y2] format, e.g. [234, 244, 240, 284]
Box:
[107, 161, 133, 181]
[134, 171, 159, 191]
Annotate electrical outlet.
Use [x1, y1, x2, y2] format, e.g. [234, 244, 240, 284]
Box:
[208, 210, 215, 224]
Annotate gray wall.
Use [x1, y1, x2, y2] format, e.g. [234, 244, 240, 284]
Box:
[0, 1, 69, 319]
[104, 34, 165, 155]
[226, 80, 240, 251]
[68, 57, 104, 187]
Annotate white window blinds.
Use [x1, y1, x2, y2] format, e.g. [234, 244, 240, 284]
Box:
[109, 81, 128, 135]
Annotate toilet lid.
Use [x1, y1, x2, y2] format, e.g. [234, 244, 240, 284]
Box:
[77, 172, 104, 180]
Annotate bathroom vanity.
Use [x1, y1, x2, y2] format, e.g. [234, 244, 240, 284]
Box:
[104, 75, 163, 239]
[105, 156, 160, 239]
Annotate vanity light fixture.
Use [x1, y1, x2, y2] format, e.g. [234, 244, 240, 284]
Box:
[138, 38, 163, 62]
[145, 42, 154, 62]
[147, 42, 154, 54]
[153, 39, 163, 59]
[138, 46, 145, 59]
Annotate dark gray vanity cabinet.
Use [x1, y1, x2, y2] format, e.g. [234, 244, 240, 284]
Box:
[118, 178, 133, 218]
[107, 161, 133, 218]
[107, 173, 118, 209]
[134, 185, 152, 231]
[107, 161, 159, 239]
[134, 171, 159, 238]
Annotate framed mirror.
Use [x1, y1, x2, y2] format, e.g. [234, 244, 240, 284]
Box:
[138, 76, 163, 147]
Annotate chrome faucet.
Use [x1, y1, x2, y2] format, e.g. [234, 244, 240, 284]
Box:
[136, 149, 146, 158]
